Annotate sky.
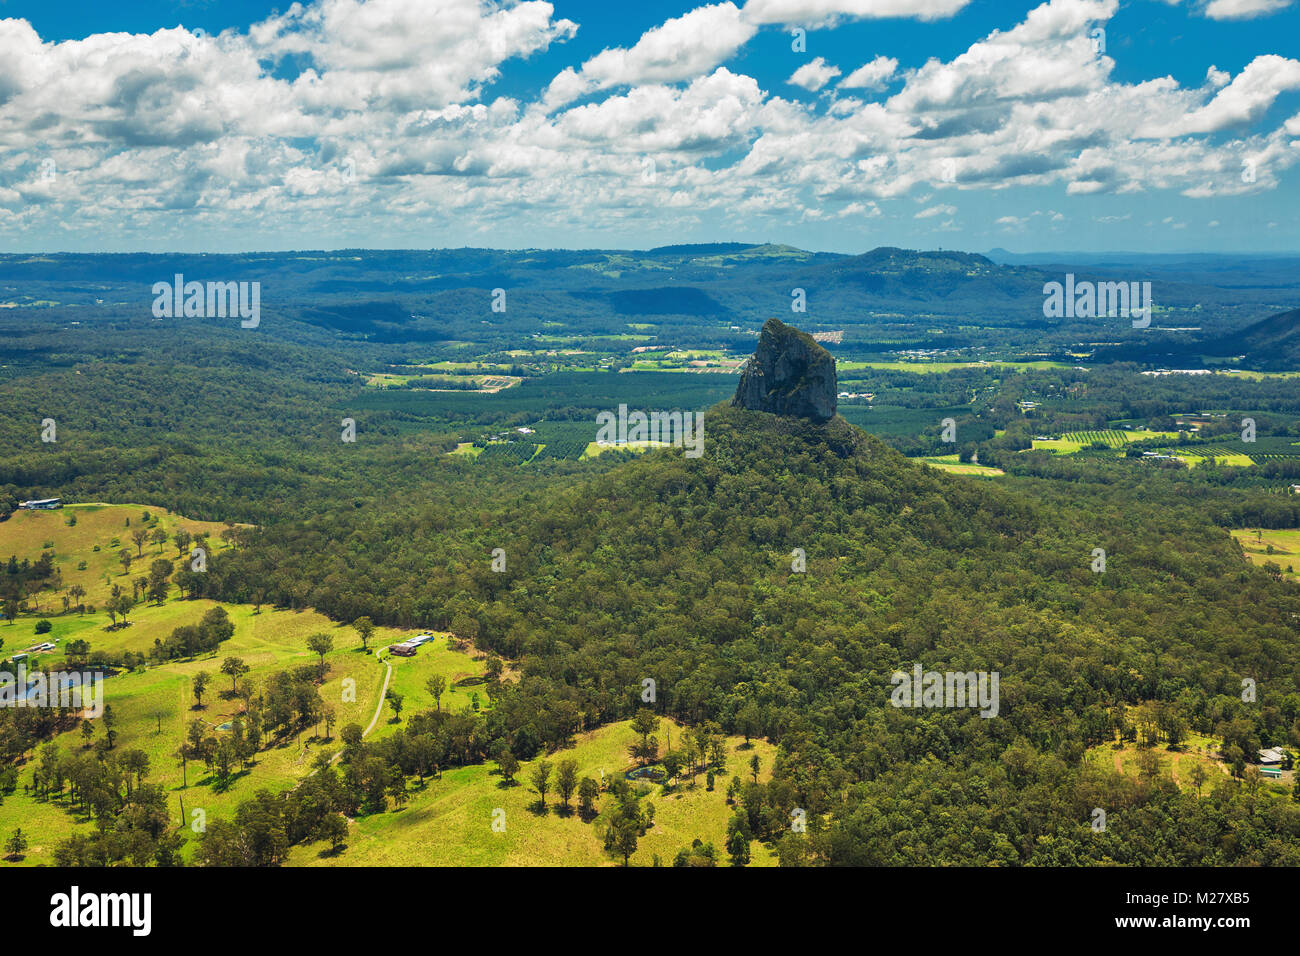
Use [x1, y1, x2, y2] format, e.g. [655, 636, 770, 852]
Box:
[0, 0, 1298, 254]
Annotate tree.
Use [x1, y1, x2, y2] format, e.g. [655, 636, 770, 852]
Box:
[353, 616, 375, 652]
[192, 671, 211, 708]
[556, 758, 579, 808]
[607, 818, 638, 866]
[151, 528, 168, 553]
[118, 548, 133, 575]
[131, 528, 149, 556]
[726, 814, 751, 866]
[146, 559, 172, 605]
[662, 749, 684, 786]
[737, 701, 762, 745]
[749, 753, 761, 784]
[386, 689, 403, 722]
[112, 590, 135, 625]
[68, 584, 86, 614]
[578, 776, 599, 819]
[173, 528, 192, 558]
[220, 657, 249, 695]
[1189, 761, 1209, 797]
[319, 812, 348, 853]
[307, 633, 333, 679]
[497, 751, 520, 784]
[530, 759, 552, 807]
[629, 708, 660, 765]
[174, 742, 191, 787]
[4, 829, 28, 861]
[425, 674, 447, 712]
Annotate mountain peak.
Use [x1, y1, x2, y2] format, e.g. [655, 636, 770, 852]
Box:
[730, 318, 837, 422]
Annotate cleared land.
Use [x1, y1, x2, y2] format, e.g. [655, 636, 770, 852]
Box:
[921, 455, 1005, 477]
[1232, 528, 1300, 578]
[287, 717, 778, 867]
[1030, 429, 1178, 454]
[0, 503, 484, 865]
[4, 503, 229, 613]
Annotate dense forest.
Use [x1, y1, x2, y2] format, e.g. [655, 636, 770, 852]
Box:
[1, 251, 1299, 865]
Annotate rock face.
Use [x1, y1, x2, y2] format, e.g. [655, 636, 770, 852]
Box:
[731, 318, 837, 422]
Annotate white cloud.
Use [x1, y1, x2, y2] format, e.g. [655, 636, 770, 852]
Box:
[742, 0, 972, 27]
[1202, 0, 1295, 20]
[1, 0, 1298, 245]
[543, 2, 755, 110]
[840, 56, 898, 90]
[788, 57, 841, 91]
[1154, 55, 1300, 135]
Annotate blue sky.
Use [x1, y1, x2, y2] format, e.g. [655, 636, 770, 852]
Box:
[0, 0, 1297, 254]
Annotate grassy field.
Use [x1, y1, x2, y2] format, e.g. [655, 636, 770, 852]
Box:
[1232, 528, 1300, 577]
[837, 360, 1069, 374]
[1174, 451, 1256, 468]
[3, 503, 229, 614]
[921, 455, 1005, 477]
[582, 440, 670, 458]
[1085, 733, 1227, 794]
[0, 597, 449, 864]
[365, 370, 521, 392]
[287, 717, 779, 867]
[0, 502, 492, 864]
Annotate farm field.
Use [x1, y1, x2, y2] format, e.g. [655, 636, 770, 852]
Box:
[921, 455, 1005, 477]
[1232, 528, 1300, 577]
[287, 717, 779, 867]
[0, 599, 450, 864]
[1, 504, 231, 613]
[1084, 734, 1290, 799]
[837, 360, 1069, 374]
[1030, 429, 1179, 454]
[0, 502, 487, 865]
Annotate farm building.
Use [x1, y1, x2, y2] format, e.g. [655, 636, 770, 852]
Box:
[388, 633, 437, 657]
[19, 498, 62, 510]
[1259, 747, 1288, 765]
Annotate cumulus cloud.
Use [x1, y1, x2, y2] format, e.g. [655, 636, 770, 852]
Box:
[542, 2, 755, 110]
[788, 57, 841, 91]
[1202, 0, 1295, 20]
[742, 0, 972, 26]
[0, 0, 1297, 246]
[840, 56, 898, 90]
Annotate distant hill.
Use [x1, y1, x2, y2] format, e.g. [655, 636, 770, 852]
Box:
[1203, 306, 1300, 369]
[645, 242, 760, 256]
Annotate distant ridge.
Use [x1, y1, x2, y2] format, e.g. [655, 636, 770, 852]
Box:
[645, 242, 760, 255]
[1203, 306, 1300, 367]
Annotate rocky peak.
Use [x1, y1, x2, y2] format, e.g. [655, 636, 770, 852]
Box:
[731, 318, 837, 422]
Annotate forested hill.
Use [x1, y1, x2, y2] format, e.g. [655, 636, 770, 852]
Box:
[205, 404, 1300, 864]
